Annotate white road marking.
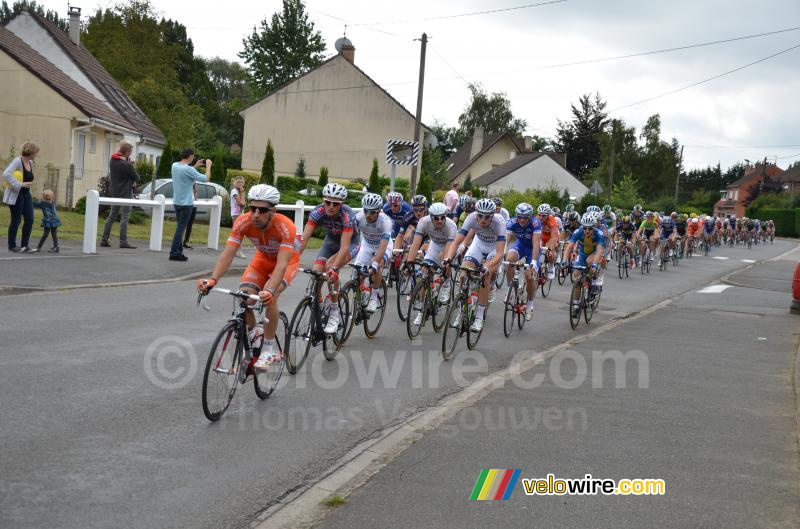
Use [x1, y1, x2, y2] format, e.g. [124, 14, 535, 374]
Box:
[697, 285, 732, 293]
[741, 259, 756, 263]
[712, 256, 729, 260]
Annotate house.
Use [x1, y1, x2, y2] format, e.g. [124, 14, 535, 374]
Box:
[713, 161, 784, 218]
[778, 163, 800, 196]
[0, 7, 165, 206]
[474, 151, 589, 199]
[446, 127, 530, 185]
[240, 39, 430, 182]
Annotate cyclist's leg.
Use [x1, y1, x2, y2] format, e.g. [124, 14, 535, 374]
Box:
[505, 247, 521, 285]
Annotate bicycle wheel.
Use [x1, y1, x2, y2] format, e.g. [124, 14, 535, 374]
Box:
[202, 321, 243, 421]
[431, 278, 449, 333]
[583, 283, 594, 323]
[406, 280, 428, 339]
[568, 281, 582, 330]
[466, 302, 483, 351]
[339, 281, 359, 345]
[503, 284, 516, 337]
[364, 281, 388, 338]
[441, 295, 464, 361]
[494, 261, 506, 289]
[286, 298, 314, 375]
[540, 265, 552, 298]
[516, 285, 526, 330]
[254, 311, 288, 399]
[396, 273, 413, 321]
[557, 261, 567, 285]
[328, 291, 350, 358]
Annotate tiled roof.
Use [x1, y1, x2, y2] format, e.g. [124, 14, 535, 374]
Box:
[473, 152, 546, 186]
[28, 11, 165, 145]
[0, 26, 134, 129]
[446, 132, 524, 181]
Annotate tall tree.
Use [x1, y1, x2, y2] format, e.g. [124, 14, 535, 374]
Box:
[261, 140, 275, 185]
[0, 0, 67, 30]
[239, 0, 325, 98]
[203, 57, 253, 146]
[318, 166, 329, 187]
[554, 93, 609, 179]
[368, 159, 381, 193]
[635, 114, 681, 199]
[454, 83, 527, 147]
[156, 141, 174, 178]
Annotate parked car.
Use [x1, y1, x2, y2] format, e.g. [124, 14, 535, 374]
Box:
[136, 179, 229, 220]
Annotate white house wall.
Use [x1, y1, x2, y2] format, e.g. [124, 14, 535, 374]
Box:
[241, 56, 423, 181]
[6, 13, 112, 109]
[486, 155, 588, 199]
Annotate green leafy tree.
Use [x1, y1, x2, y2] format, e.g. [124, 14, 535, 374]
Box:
[421, 148, 448, 190]
[261, 140, 275, 184]
[294, 156, 306, 178]
[203, 57, 253, 146]
[554, 93, 609, 179]
[635, 115, 682, 199]
[318, 166, 329, 187]
[0, 0, 67, 29]
[611, 173, 643, 211]
[462, 174, 474, 195]
[212, 147, 225, 185]
[156, 141, 173, 178]
[239, 0, 325, 98]
[453, 83, 527, 146]
[416, 171, 433, 202]
[368, 159, 381, 193]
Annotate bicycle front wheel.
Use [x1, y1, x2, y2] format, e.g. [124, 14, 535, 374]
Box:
[406, 280, 428, 339]
[339, 281, 359, 345]
[364, 281, 388, 338]
[202, 321, 244, 421]
[396, 274, 413, 321]
[431, 279, 449, 333]
[441, 296, 464, 361]
[503, 284, 516, 337]
[254, 311, 288, 399]
[286, 298, 313, 375]
[568, 281, 582, 330]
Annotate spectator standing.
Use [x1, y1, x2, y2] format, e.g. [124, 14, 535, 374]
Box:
[230, 176, 246, 258]
[3, 141, 38, 252]
[444, 181, 460, 218]
[182, 185, 198, 250]
[32, 189, 62, 253]
[169, 148, 209, 261]
[101, 141, 140, 249]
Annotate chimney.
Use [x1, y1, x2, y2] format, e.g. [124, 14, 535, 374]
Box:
[68, 6, 81, 45]
[341, 44, 355, 64]
[469, 126, 484, 161]
[523, 136, 532, 152]
[509, 151, 516, 160]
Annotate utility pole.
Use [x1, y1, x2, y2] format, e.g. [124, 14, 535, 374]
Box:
[409, 32, 427, 196]
[674, 145, 684, 204]
[607, 123, 615, 202]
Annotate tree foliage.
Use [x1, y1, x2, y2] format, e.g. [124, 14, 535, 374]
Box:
[318, 166, 329, 187]
[454, 83, 527, 146]
[239, 0, 325, 98]
[156, 141, 174, 178]
[416, 171, 433, 202]
[554, 93, 609, 179]
[294, 156, 306, 178]
[261, 140, 275, 185]
[368, 159, 381, 193]
[611, 173, 643, 211]
[0, 0, 67, 30]
[212, 147, 225, 185]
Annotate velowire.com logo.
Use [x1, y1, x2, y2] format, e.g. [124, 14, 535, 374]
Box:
[469, 469, 522, 500]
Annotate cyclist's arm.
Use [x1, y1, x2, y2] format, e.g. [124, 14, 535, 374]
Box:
[531, 232, 542, 266]
[487, 238, 505, 270]
[208, 245, 237, 283]
[445, 231, 467, 261]
[406, 232, 424, 265]
[299, 221, 316, 254]
[505, 232, 517, 247]
[265, 249, 291, 295]
[439, 239, 454, 261]
[373, 238, 389, 267]
[329, 228, 354, 270]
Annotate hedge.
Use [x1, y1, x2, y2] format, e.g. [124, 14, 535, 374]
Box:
[745, 207, 798, 237]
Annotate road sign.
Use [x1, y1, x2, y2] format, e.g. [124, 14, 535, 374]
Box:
[386, 139, 419, 166]
[590, 180, 603, 195]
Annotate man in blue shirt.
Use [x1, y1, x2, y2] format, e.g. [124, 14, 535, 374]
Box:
[169, 148, 210, 261]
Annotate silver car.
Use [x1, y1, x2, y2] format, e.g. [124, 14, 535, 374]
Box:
[136, 179, 229, 220]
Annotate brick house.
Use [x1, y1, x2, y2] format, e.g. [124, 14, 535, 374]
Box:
[713, 162, 784, 218]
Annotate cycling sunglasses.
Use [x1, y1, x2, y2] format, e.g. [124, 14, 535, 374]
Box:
[250, 205, 275, 214]
[431, 215, 446, 221]
[324, 199, 342, 207]
[477, 213, 493, 220]
[364, 209, 379, 215]
[516, 215, 531, 220]
[413, 207, 427, 213]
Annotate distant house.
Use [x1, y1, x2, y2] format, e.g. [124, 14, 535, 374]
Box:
[240, 39, 430, 181]
[713, 162, 784, 218]
[446, 127, 528, 185]
[0, 8, 165, 206]
[474, 151, 589, 199]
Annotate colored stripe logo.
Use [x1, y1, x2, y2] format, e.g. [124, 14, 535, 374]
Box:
[470, 469, 521, 500]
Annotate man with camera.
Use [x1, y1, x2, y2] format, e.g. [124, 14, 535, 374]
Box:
[169, 148, 210, 261]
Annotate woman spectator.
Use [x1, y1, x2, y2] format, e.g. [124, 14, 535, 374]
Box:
[3, 142, 38, 252]
[230, 176, 246, 258]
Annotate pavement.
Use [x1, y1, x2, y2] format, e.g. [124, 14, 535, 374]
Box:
[0, 238, 798, 529]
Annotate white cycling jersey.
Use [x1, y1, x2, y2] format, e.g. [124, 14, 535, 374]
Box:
[356, 211, 392, 246]
[460, 212, 507, 245]
[415, 215, 457, 245]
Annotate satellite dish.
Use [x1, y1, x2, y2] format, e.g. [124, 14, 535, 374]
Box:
[424, 134, 438, 150]
[335, 36, 353, 53]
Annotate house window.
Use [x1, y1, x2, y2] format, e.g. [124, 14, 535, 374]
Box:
[155, 156, 161, 168]
[734, 190, 739, 200]
[89, 133, 97, 154]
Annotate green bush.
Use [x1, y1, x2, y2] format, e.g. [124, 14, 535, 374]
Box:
[262, 140, 275, 185]
[128, 210, 146, 225]
[745, 208, 797, 237]
[277, 176, 316, 192]
[135, 159, 154, 185]
[74, 196, 86, 214]
[318, 166, 329, 187]
[432, 189, 446, 203]
[221, 196, 233, 228]
[224, 169, 260, 194]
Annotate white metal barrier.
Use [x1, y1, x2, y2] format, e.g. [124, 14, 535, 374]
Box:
[82, 191, 223, 254]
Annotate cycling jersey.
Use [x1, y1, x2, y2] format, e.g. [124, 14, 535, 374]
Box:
[382, 201, 413, 237]
[415, 215, 457, 245]
[660, 218, 676, 237]
[569, 227, 606, 267]
[461, 212, 507, 266]
[506, 216, 542, 264]
[675, 220, 688, 236]
[601, 212, 617, 230]
[497, 207, 510, 221]
[538, 215, 560, 244]
[703, 219, 716, 234]
[616, 220, 636, 239]
[229, 213, 301, 290]
[639, 219, 658, 233]
[307, 203, 359, 242]
[398, 210, 422, 234]
[355, 210, 392, 246]
[631, 211, 645, 227]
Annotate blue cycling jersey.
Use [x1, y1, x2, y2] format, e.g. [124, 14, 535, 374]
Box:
[569, 227, 606, 255]
[383, 202, 412, 237]
[506, 216, 542, 247]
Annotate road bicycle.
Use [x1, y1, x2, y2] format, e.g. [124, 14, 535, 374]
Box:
[406, 260, 450, 338]
[340, 263, 388, 343]
[287, 269, 350, 368]
[569, 265, 601, 330]
[538, 247, 553, 297]
[617, 239, 631, 279]
[198, 288, 289, 421]
[441, 266, 486, 360]
[502, 260, 534, 337]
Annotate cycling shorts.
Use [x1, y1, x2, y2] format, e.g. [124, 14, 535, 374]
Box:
[463, 239, 498, 266]
[353, 238, 394, 268]
[423, 240, 449, 266]
[506, 241, 534, 265]
[240, 251, 300, 291]
[315, 236, 360, 266]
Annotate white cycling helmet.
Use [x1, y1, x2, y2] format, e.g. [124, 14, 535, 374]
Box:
[322, 183, 348, 201]
[537, 203, 551, 215]
[248, 184, 280, 205]
[428, 202, 448, 216]
[361, 193, 383, 210]
[580, 212, 596, 227]
[475, 198, 496, 215]
[586, 205, 601, 214]
[515, 202, 534, 216]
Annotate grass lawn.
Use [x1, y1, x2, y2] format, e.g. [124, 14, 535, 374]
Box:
[0, 207, 322, 249]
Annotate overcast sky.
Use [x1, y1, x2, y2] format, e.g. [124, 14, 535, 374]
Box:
[49, 0, 800, 169]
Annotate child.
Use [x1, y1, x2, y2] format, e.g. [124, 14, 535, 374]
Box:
[230, 176, 246, 258]
[32, 189, 62, 253]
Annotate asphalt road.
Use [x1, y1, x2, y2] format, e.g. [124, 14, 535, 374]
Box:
[0, 239, 797, 529]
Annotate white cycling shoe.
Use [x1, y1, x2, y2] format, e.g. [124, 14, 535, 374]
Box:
[470, 317, 484, 333]
[323, 312, 340, 334]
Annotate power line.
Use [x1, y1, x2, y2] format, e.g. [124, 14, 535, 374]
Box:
[350, 0, 567, 27]
[777, 152, 800, 160]
[610, 41, 800, 112]
[429, 45, 470, 87]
